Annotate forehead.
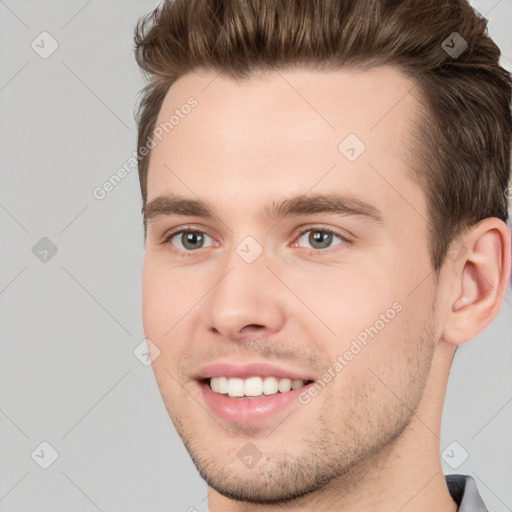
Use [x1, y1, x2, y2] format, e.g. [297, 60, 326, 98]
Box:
[146, 65, 423, 219]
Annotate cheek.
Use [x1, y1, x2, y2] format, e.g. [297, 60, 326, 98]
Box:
[291, 265, 401, 343]
[141, 266, 165, 341]
[142, 257, 207, 382]
[300, 262, 434, 376]
[141, 257, 193, 339]
[320, 301, 434, 438]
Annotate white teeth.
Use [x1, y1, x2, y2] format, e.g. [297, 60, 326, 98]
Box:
[217, 376, 229, 394]
[291, 379, 303, 390]
[227, 377, 244, 397]
[262, 376, 278, 395]
[210, 377, 220, 393]
[278, 378, 292, 393]
[209, 376, 308, 397]
[244, 377, 263, 396]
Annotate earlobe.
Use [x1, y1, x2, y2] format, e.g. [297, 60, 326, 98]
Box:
[442, 218, 511, 346]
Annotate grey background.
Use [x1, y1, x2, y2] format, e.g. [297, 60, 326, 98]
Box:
[0, 0, 510, 510]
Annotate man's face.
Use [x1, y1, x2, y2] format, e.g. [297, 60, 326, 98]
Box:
[142, 66, 440, 503]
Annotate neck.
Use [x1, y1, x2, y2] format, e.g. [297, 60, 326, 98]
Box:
[208, 341, 458, 512]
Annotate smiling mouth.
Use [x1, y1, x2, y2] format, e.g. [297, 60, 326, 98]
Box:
[205, 376, 314, 398]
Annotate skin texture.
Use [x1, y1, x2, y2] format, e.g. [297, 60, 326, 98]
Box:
[141, 66, 510, 511]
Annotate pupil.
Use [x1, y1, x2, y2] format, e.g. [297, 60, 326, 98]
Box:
[310, 231, 332, 249]
[183, 231, 203, 250]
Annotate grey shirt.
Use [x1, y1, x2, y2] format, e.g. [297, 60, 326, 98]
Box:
[446, 474, 488, 512]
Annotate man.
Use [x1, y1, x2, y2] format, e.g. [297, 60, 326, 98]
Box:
[133, 0, 511, 510]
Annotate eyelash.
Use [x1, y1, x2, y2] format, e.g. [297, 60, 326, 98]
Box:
[161, 225, 349, 258]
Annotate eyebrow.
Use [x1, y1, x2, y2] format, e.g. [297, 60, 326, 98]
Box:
[143, 192, 383, 227]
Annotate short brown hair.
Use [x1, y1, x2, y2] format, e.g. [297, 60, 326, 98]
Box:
[134, 0, 511, 270]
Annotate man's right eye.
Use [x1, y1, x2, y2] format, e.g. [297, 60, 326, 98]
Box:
[164, 230, 215, 252]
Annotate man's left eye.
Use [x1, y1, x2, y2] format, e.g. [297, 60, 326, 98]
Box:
[296, 229, 345, 250]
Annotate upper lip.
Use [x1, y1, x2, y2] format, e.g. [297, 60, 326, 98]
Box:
[195, 362, 316, 381]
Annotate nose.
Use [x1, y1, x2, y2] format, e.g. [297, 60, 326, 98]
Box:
[202, 249, 287, 341]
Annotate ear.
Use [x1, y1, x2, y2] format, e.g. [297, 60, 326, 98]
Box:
[441, 218, 511, 346]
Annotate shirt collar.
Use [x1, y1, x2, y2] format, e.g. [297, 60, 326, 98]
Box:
[446, 474, 488, 512]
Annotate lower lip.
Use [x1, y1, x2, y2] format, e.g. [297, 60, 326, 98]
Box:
[199, 380, 313, 424]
